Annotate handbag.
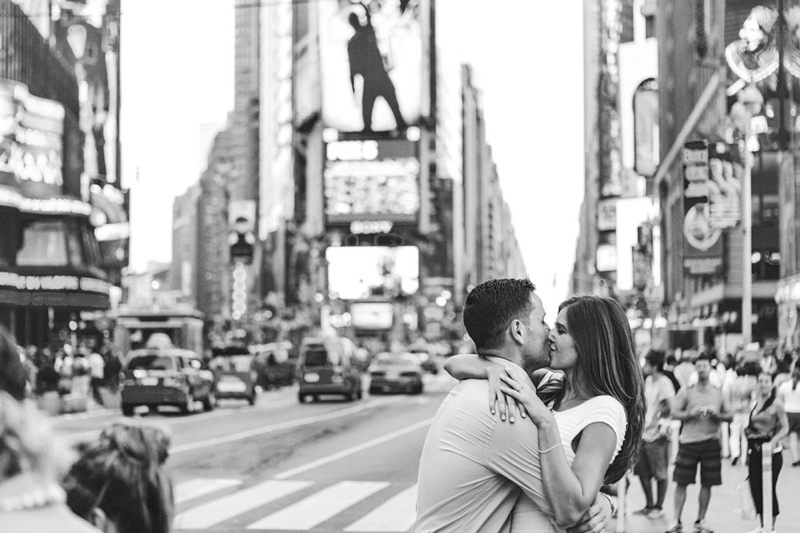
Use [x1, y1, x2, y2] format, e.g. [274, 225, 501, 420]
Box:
[737, 481, 757, 521]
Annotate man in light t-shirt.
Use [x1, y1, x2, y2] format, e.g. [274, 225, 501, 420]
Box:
[633, 349, 675, 519]
[413, 279, 611, 532]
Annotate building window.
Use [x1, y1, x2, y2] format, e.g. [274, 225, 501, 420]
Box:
[17, 220, 70, 267]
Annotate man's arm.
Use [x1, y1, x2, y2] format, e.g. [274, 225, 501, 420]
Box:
[669, 388, 695, 422]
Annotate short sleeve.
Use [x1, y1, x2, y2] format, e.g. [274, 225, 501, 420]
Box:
[658, 377, 676, 402]
[580, 396, 628, 460]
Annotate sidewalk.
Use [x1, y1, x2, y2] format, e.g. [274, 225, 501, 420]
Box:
[613, 457, 800, 533]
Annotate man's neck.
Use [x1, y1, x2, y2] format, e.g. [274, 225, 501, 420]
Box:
[477, 348, 525, 371]
[696, 377, 710, 388]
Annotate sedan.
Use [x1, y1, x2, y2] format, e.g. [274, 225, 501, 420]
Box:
[368, 352, 425, 395]
[120, 349, 217, 415]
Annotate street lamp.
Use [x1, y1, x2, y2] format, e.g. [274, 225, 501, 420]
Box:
[729, 85, 763, 346]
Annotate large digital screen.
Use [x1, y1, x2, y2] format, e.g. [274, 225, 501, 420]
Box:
[318, 0, 425, 133]
[349, 302, 394, 330]
[326, 245, 418, 299]
[325, 138, 419, 224]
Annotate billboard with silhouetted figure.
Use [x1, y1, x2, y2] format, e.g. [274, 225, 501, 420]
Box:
[319, 0, 426, 133]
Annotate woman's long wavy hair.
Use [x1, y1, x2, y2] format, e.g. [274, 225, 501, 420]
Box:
[554, 295, 646, 484]
[63, 421, 173, 533]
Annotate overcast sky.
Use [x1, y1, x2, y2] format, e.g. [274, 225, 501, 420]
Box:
[121, 0, 585, 316]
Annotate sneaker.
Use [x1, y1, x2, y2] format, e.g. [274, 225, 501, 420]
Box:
[665, 523, 683, 533]
[634, 506, 654, 515]
[692, 520, 713, 533]
[745, 527, 762, 533]
[648, 508, 666, 519]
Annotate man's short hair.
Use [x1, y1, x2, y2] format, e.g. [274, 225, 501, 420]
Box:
[645, 350, 666, 372]
[462, 279, 536, 350]
[695, 352, 714, 364]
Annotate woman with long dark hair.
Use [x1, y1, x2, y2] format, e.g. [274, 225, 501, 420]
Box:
[444, 295, 645, 531]
[746, 372, 788, 532]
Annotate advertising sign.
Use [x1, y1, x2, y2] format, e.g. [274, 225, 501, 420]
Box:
[597, 199, 617, 231]
[325, 138, 419, 224]
[682, 141, 723, 275]
[318, 0, 425, 133]
[349, 302, 394, 330]
[0, 79, 65, 199]
[707, 143, 742, 229]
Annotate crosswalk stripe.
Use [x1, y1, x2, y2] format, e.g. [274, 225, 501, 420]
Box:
[246, 481, 390, 530]
[344, 484, 418, 532]
[175, 478, 242, 504]
[173, 480, 313, 530]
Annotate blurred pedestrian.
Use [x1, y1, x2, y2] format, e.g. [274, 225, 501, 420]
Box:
[88, 349, 105, 406]
[0, 325, 27, 402]
[728, 361, 760, 466]
[0, 391, 100, 532]
[664, 352, 682, 393]
[777, 364, 800, 467]
[63, 421, 173, 533]
[633, 350, 675, 519]
[674, 351, 696, 390]
[666, 353, 733, 533]
[745, 372, 789, 533]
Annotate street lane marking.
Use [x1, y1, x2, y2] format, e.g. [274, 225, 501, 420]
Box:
[172, 480, 312, 529]
[55, 397, 307, 447]
[170, 397, 401, 454]
[175, 478, 242, 504]
[274, 417, 434, 480]
[344, 484, 418, 532]
[246, 481, 389, 530]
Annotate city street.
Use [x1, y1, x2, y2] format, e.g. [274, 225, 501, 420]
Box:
[52, 373, 457, 533]
[52, 374, 800, 533]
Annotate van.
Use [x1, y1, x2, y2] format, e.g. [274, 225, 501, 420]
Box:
[297, 336, 363, 403]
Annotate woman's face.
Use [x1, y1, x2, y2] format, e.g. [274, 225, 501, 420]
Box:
[548, 308, 579, 371]
[757, 373, 773, 395]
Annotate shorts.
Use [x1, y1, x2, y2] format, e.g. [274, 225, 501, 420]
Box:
[673, 439, 722, 486]
[787, 412, 800, 434]
[633, 438, 670, 480]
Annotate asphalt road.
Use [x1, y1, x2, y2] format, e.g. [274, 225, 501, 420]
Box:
[52, 372, 458, 533]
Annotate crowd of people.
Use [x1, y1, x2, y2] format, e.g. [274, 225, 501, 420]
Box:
[17, 339, 123, 407]
[630, 345, 800, 533]
[0, 325, 173, 532]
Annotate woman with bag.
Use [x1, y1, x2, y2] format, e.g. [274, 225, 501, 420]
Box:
[746, 372, 789, 533]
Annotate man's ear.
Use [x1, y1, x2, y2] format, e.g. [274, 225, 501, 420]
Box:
[509, 319, 525, 345]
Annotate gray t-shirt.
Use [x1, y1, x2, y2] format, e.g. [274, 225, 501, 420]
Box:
[674, 383, 727, 444]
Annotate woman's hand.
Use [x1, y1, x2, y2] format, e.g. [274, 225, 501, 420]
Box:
[487, 365, 526, 423]
[499, 371, 552, 425]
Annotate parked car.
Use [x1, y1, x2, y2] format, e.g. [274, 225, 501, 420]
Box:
[297, 336, 362, 403]
[210, 346, 258, 405]
[368, 352, 425, 395]
[120, 348, 216, 416]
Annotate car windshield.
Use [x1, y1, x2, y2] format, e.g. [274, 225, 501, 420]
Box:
[211, 355, 253, 372]
[127, 355, 177, 371]
[304, 348, 329, 366]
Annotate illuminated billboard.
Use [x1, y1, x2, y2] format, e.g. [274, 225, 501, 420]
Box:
[0, 79, 65, 199]
[326, 245, 419, 300]
[318, 0, 425, 133]
[682, 141, 723, 276]
[349, 302, 394, 330]
[325, 138, 419, 224]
